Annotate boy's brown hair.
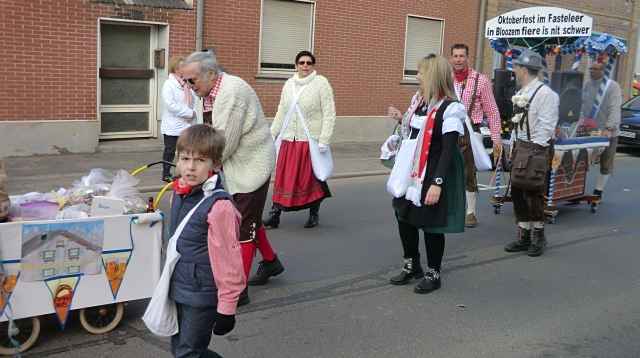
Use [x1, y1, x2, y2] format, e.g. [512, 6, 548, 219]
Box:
[176, 124, 225, 164]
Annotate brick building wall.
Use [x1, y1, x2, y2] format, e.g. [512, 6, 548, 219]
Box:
[203, 0, 481, 117]
[480, 0, 639, 97]
[0, 0, 481, 155]
[0, 0, 196, 122]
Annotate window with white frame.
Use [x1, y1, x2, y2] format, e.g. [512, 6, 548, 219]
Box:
[42, 250, 56, 263]
[404, 16, 444, 79]
[260, 0, 315, 73]
[43, 268, 56, 277]
[68, 248, 80, 260]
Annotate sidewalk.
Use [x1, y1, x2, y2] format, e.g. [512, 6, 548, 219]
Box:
[5, 142, 387, 195]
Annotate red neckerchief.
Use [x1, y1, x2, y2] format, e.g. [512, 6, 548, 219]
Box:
[172, 171, 215, 195]
[172, 179, 193, 195]
[454, 67, 469, 83]
[203, 73, 224, 113]
[415, 107, 438, 181]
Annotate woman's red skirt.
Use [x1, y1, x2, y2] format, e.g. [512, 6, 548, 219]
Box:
[272, 140, 331, 211]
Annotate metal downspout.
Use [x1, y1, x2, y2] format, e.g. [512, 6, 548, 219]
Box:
[196, 0, 204, 51]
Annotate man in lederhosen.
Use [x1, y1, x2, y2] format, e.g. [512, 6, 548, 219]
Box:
[450, 44, 502, 228]
[504, 49, 559, 257]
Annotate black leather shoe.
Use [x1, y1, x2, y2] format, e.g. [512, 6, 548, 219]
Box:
[237, 287, 250, 307]
[414, 269, 441, 294]
[303, 213, 319, 228]
[389, 258, 424, 285]
[505, 228, 531, 252]
[248, 256, 285, 286]
[528, 228, 547, 257]
[263, 208, 281, 229]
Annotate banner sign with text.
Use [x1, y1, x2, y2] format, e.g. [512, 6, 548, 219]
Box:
[485, 7, 592, 39]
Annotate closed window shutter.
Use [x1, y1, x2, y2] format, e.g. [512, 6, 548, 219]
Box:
[404, 16, 443, 76]
[261, 0, 314, 71]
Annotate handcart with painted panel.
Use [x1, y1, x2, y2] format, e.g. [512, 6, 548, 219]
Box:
[0, 161, 175, 355]
[485, 6, 628, 222]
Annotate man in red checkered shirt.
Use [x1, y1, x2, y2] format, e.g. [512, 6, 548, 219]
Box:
[449, 44, 502, 228]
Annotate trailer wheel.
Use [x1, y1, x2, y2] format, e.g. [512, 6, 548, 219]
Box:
[0, 317, 41, 355]
[79, 303, 124, 335]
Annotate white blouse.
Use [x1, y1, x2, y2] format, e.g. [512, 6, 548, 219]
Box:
[409, 101, 466, 135]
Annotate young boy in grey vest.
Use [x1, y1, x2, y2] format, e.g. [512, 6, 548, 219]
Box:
[169, 124, 246, 357]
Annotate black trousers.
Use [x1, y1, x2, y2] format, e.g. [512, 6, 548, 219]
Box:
[396, 218, 445, 272]
[163, 134, 179, 178]
[170, 303, 223, 358]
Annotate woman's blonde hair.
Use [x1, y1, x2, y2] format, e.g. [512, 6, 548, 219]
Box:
[418, 55, 456, 102]
[168, 56, 185, 74]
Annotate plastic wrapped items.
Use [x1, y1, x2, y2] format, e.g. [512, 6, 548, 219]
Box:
[65, 169, 113, 207]
[107, 170, 147, 214]
[20, 200, 60, 221]
[56, 204, 91, 220]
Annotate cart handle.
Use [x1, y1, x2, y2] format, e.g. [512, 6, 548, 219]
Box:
[130, 161, 176, 177]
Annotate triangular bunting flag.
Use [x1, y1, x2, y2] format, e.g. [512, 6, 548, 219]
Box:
[45, 274, 82, 329]
[101, 250, 133, 300]
[0, 260, 21, 318]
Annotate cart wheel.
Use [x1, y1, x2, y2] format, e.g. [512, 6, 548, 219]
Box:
[590, 204, 598, 213]
[546, 215, 556, 224]
[79, 303, 124, 334]
[0, 317, 41, 355]
[494, 206, 501, 215]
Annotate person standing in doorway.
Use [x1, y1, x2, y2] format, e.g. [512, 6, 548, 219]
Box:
[181, 50, 285, 302]
[581, 60, 622, 200]
[264, 51, 336, 231]
[449, 44, 502, 228]
[160, 56, 198, 182]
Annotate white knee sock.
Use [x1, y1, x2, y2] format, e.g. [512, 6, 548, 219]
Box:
[518, 222, 531, 230]
[465, 191, 477, 215]
[595, 174, 610, 191]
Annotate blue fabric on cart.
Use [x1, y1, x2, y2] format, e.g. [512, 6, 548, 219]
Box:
[554, 136, 610, 151]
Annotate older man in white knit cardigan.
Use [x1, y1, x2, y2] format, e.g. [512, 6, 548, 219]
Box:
[181, 50, 285, 305]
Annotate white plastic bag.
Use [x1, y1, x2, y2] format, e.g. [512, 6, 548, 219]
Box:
[386, 138, 418, 198]
[142, 234, 181, 336]
[465, 118, 492, 172]
[108, 170, 140, 200]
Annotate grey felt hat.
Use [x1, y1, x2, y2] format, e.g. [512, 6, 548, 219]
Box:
[512, 48, 544, 70]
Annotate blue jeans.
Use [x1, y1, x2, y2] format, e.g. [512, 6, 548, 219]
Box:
[171, 303, 223, 358]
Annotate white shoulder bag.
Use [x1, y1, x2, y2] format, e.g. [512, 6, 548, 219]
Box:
[295, 105, 334, 181]
[464, 116, 492, 172]
[142, 176, 223, 337]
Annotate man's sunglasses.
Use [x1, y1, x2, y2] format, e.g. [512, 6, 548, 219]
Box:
[184, 77, 196, 86]
[297, 61, 314, 66]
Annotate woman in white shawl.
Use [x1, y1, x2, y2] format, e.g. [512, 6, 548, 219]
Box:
[264, 51, 336, 230]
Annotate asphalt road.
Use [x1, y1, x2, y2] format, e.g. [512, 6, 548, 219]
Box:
[20, 151, 640, 358]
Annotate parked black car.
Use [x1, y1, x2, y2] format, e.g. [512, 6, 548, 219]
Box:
[619, 95, 640, 147]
